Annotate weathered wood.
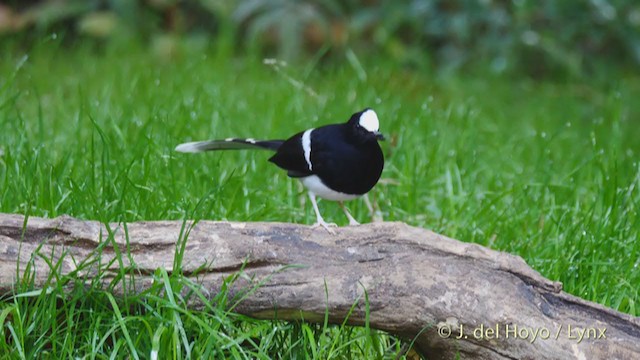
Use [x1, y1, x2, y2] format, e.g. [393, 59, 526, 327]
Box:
[0, 213, 638, 359]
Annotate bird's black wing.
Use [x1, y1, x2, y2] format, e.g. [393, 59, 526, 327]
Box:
[309, 125, 383, 195]
[268, 131, 313, 178]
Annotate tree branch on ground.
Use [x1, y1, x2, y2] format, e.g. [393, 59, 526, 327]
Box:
[0, 213, 638, 359]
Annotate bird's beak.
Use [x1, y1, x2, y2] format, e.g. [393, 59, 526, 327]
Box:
[374, 131, 385, 141]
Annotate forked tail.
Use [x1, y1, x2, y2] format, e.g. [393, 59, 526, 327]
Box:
[175, 138, 285, 153]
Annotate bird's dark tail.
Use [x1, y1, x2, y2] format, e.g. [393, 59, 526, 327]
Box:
[175, 138, 284, 153]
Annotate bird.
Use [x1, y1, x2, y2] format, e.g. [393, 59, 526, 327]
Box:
[175, 108, 384, 232]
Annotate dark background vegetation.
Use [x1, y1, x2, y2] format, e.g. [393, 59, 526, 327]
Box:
[2, 0, 639, 78]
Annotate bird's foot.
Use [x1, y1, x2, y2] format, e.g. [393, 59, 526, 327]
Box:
[312, 221, 338, 234]
[338, 201, 360, 226]
[370, 211, 384, 223]
[363, 194, 384, 222]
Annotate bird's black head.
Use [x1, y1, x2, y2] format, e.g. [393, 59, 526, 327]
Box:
[347, 108, 385, 142]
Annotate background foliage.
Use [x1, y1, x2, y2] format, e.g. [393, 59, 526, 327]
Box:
[1, 0, 639, 77]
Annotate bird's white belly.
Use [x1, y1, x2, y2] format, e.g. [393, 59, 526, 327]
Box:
[301, 175, 360, 201]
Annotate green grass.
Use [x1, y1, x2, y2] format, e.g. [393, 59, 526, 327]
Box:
[0, 38, 639, 358]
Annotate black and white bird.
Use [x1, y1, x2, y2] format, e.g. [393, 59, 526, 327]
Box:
[175, 108, 384, 231]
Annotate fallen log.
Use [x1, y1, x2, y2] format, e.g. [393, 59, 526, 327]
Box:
[0, 213, 638, 359]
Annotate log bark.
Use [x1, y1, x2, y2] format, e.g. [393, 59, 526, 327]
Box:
[0, 213, 638, 359]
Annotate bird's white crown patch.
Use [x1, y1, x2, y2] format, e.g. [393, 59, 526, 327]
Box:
[359, 109, 379, 133]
